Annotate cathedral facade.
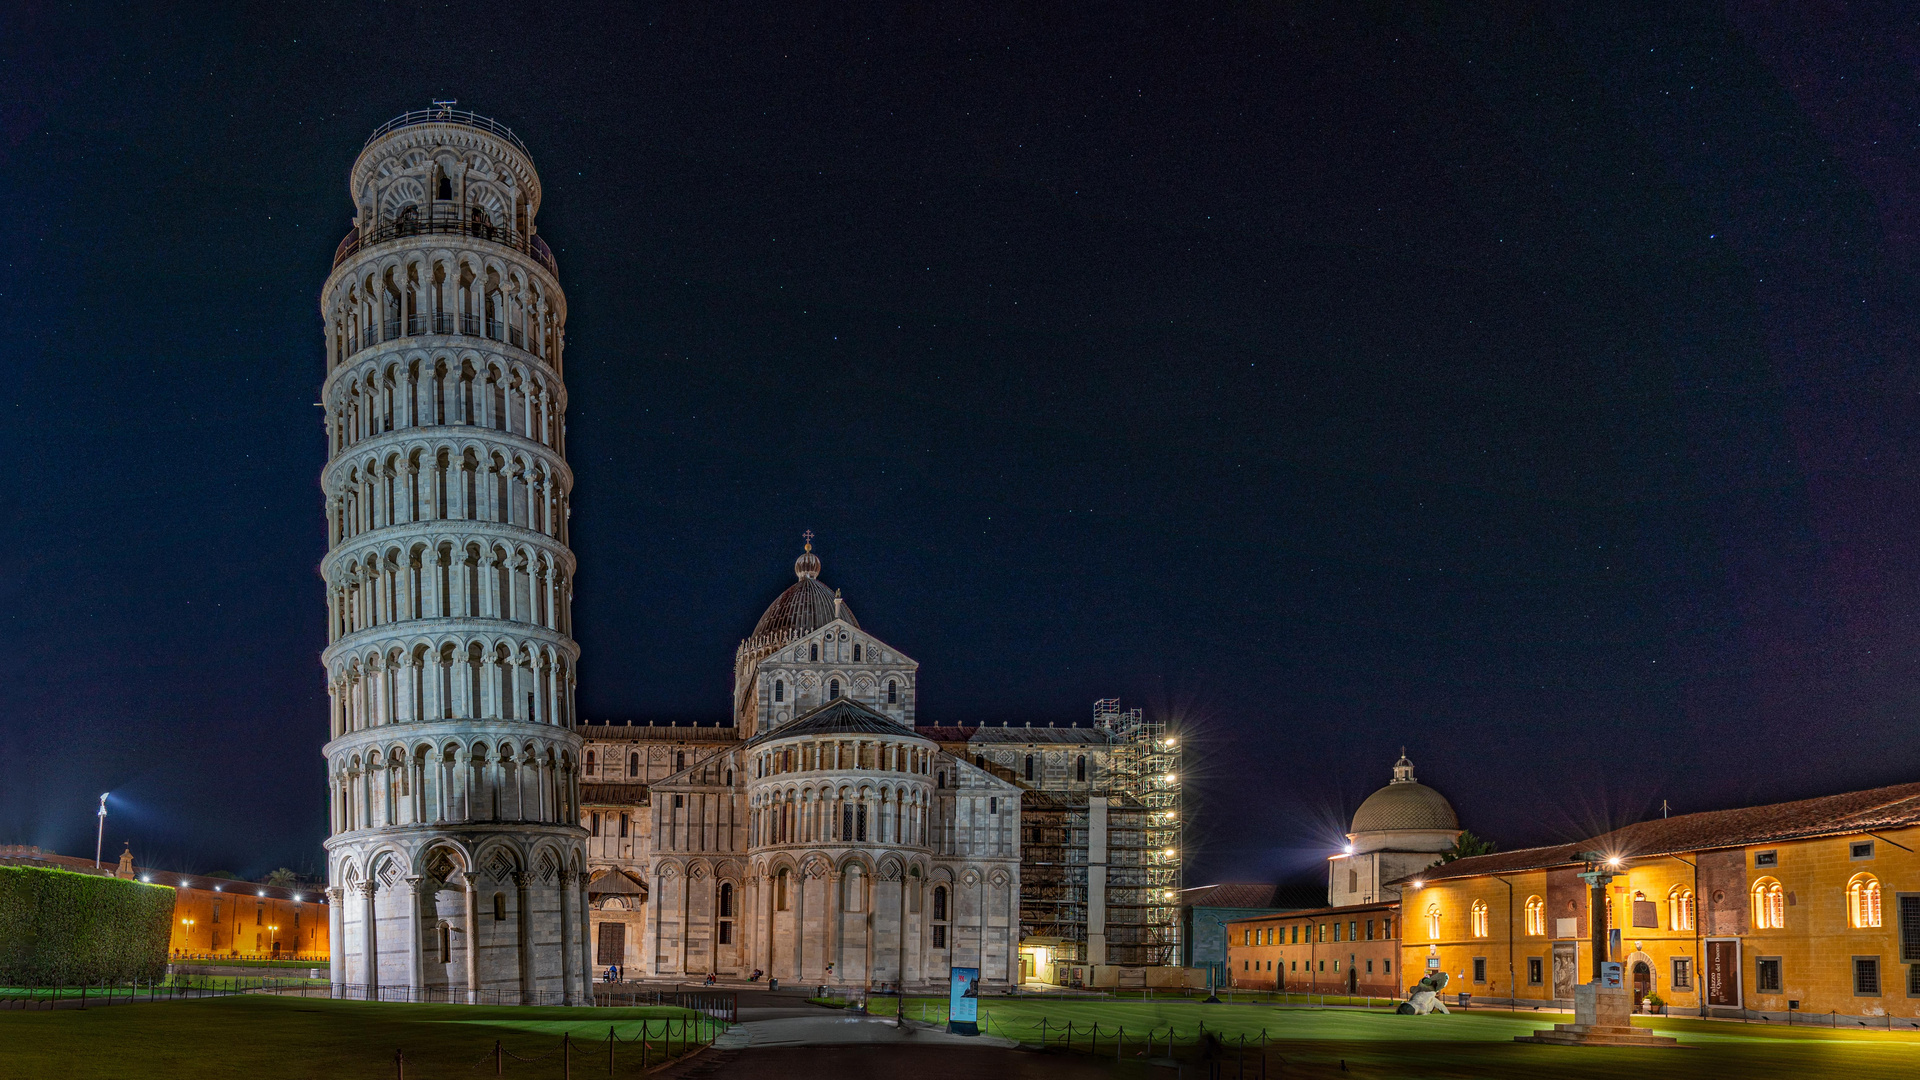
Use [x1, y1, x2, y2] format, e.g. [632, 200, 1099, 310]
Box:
[581, 543, 1025, 989]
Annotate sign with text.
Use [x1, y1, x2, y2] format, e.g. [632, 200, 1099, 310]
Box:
[1601, 962, 1623, 989]
[948, 967, 981, 1035]
[1706, 939, 1740, 1007]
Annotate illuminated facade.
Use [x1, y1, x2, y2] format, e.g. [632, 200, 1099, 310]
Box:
[1397, 781, 1920, 1018]
[579, 544, 1024, 990]
[318, 107, 589, 1003]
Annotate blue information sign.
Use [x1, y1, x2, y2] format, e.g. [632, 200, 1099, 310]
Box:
[948, 967, 981, 1035]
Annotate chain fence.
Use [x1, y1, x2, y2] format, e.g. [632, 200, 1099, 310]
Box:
[381, 1014, 723, 1079]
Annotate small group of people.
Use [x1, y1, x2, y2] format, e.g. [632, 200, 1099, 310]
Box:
[603, 964, 623, 983]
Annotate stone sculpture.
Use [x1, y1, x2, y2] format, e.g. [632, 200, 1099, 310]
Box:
[1396, 970, 1451, 1015]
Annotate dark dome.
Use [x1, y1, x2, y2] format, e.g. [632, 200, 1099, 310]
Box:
[1349, 754, 1459, 834]
[752, 577, 856, 641]
[748, 543, 858, 646]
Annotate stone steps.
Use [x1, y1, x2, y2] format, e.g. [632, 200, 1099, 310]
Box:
[1516, 1023, 1681, 1047]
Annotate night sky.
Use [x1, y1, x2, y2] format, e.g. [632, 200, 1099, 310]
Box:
[6, 4, 1920, 889]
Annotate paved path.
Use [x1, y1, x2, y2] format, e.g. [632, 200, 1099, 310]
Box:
[644, 989, 1120, 1078]
[660, 1043, 1121, 1079]
[714, 1011, 1018, 1049]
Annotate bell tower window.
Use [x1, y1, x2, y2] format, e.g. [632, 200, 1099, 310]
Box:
[436, 173, 453, 201]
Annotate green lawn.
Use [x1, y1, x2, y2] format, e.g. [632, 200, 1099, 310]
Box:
[864, 996, 1920, 1078]
[0, 995, 715, 1079]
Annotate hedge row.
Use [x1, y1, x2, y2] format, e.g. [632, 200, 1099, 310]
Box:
[0, 866, 175, 985]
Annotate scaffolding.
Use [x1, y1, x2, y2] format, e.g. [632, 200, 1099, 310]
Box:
[1094, 698, 1182, 966]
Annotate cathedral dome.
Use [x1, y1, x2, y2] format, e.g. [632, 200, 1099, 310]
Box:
[1349, 754, 1459, 835]
[748, 540, 859, 645]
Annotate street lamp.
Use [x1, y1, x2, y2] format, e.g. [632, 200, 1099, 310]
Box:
[1576, 851, 1620, 982]
[94, 793, 109, 868]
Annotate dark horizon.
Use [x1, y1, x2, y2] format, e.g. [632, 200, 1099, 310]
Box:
[8, 3, 1920, 892]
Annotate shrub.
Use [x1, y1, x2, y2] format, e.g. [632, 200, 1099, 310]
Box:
[0, 867, 175, 986]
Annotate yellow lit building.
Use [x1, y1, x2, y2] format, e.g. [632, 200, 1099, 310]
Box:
[1395, 781, 1920, 1018]
[0, 845, 328, 963]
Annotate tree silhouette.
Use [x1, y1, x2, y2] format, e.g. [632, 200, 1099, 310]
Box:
[1440, 830, 1497, 863]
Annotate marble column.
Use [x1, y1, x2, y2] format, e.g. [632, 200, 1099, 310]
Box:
[559, 869, 576, 1005]
[515, 872, 533, 1004]
[825, 871, 842, 984]
[328, 887, 345, 995]
[406, 877, 425, 1001]
[463, 872, 480, 1004]
[361, 882, 380, 1000]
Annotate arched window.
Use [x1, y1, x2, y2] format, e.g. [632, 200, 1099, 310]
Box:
[675, 751, 686, 771]
[829, 679, 840, 700]
[1426, 904, 1442, 940]
[493, 893, 507, 921]
[1668, 885, 1695, 931]
[1470, 900, 1489, 938]
[585, 750, 596, 775]
[933, 885, 949, 922]
[937, 771, 946, 789]
[628, 753, 639, 778]
[853, 643, 862, 661]
[1077, 755, 1087, 782]
[1850, 874, 1882, 929]
[436, 172, 453, 201]
[776, 868, 790, 910]
[774, 680, 784, 702]
[1752, 878, 1785, 930]
[1524, 895, 1544, 936]
[1024, 755, 1035, 781]
[719, 882, 733, 917]
[810, 643, 818, 662]
[887, 680, 897, 704]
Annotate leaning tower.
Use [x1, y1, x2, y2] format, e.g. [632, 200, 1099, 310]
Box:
[318, 107, 589, 1004]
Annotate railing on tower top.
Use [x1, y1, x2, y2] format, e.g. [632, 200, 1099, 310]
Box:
[332, 210, 557, 276]
[363, 108, 531, 158]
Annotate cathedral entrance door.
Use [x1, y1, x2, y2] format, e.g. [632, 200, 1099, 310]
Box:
[597, 922, 626, 968]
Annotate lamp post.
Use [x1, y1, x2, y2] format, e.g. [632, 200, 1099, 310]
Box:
[94, 793, 109, 868]
[1575, 852, 1621, 981]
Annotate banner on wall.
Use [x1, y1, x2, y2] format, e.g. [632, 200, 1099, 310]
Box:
[948, 967, 981, 1036]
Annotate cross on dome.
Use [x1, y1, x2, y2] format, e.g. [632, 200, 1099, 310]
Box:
[795, 532, 822, 581]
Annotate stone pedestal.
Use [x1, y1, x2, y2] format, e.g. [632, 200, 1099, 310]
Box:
[1517, 983, 1680, 1047]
